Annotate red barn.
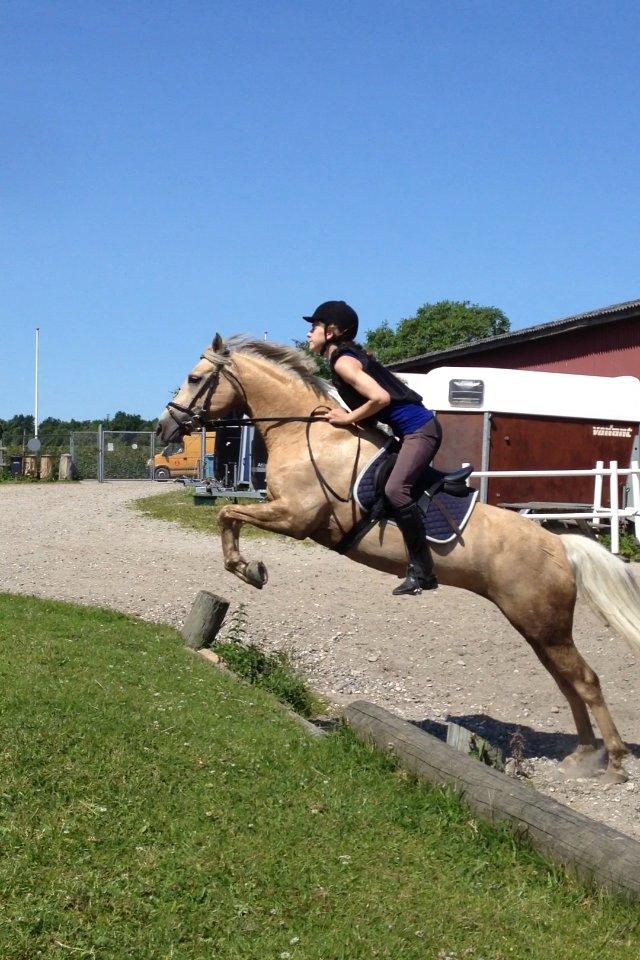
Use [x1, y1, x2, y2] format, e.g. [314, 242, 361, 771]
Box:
[386, 299, 640, 510]
[387, 299, 640, 378]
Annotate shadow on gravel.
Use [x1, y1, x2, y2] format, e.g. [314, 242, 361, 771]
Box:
[412, 713, 640, 761]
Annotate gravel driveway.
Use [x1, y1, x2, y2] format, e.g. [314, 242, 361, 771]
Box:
[2, 480, 639, 838]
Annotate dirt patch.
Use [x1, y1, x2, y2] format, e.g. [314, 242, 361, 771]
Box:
[2, 481, 639, 838]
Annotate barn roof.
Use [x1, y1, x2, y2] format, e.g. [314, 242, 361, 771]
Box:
[388, 298, 640, 371]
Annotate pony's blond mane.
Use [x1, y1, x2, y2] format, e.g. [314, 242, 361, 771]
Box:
[210, 335, 331, 397]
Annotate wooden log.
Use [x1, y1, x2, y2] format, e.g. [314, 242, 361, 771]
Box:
[345, 700, 640, 900]
[198, 648, 221, 665]
[181, 591, 229, 650]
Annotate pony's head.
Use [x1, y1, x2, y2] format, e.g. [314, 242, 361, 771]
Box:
[156, 333, 241, 444]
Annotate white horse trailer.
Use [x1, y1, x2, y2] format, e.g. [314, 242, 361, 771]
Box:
[401, 367, 640, 510]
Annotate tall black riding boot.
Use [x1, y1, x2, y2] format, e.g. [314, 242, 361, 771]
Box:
[392, 502, 438, 596]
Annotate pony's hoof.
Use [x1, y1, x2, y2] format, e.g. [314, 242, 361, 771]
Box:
[246, 560, 268, 589]
[600, 766, 629, 785]
[559, 745, 607, 780]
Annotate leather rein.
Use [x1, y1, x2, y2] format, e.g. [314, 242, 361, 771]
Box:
[166, 350, 326, 429]
[164, 349, 361, 507]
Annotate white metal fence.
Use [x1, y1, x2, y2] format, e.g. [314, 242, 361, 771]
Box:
[463, 460, 640, 554]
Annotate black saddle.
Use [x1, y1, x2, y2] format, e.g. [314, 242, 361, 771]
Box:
[334, 445, 477, 555]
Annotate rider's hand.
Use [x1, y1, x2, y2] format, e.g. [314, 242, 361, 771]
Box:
[325, 408, 354, 427]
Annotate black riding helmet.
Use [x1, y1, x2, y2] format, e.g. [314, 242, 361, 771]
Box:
[303, 300, 359, 342]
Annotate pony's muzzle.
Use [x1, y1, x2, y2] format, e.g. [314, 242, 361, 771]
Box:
[157, 409, 188, 444]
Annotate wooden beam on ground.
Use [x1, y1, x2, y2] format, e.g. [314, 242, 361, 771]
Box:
[345, 700, 640, 900]
[181, 591, 230, 650]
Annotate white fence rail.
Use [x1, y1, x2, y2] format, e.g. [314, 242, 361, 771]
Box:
[462, 460, 640, 555]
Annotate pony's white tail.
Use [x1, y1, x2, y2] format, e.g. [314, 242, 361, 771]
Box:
[562, 533, 640, 653]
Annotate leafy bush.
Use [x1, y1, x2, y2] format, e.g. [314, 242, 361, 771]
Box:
[597, 530, 640, 561]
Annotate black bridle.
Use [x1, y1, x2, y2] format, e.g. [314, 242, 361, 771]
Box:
[163, 347, 361, 508]
[165, 355, 225, 434]
[165, 348, 331, 433]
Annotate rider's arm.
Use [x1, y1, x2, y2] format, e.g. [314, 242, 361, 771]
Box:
[328, 355, 391, 426]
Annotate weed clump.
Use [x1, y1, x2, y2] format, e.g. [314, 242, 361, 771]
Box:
[213, 604, 323, 718]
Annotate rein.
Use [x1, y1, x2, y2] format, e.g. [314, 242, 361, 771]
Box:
[167, 358, 328, 431]
[165, 351, 361, 508]
[203, 414, 328, 427]
[306, 414, 361, 505]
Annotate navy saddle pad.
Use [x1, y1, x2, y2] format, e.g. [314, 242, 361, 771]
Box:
[354, 442, 478, 544]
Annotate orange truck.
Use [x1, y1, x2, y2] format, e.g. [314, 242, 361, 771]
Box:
[150, 432, 215, 480]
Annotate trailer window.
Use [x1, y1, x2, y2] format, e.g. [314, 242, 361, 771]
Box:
[448, 379, 484, 407]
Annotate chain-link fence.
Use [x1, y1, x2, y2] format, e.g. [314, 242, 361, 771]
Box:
[70, 431, 100, 480]
[0, 429, 72, 478]
[1, 428, 156, 481]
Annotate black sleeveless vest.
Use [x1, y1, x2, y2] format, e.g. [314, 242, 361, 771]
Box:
[329, 341, 424, 427]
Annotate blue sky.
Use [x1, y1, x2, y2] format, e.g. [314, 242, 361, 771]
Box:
[2, 0, 639, 421]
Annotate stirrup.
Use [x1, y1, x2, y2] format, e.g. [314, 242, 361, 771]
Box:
[392, 567, 438, 596]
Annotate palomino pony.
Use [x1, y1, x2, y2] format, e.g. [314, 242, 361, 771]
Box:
[157, 334, 640, 782]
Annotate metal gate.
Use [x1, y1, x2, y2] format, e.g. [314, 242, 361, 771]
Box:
[99, 429, 155, 480]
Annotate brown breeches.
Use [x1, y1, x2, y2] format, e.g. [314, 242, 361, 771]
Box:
[384, 417, 443, 509]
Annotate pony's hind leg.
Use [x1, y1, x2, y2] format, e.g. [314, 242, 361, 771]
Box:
[543, 641, 628, 782]
[531, 645, 609, 777]
[486, 527, 628, 781]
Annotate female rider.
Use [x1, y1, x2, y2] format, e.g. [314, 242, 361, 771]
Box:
[305, 300, 442, 596]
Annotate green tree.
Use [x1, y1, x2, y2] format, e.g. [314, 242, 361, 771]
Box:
[365, 300, 510, 365]
[0, 412, 157, 439]
[109, 411, 147, 432]
[37, 417, 68, 445]
[0, 414, 35, 438]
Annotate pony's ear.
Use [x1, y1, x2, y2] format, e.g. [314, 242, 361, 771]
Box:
[212, 333, 224, 353]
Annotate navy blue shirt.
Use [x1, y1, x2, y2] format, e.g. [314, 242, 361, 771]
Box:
[378, 401, 433, 438]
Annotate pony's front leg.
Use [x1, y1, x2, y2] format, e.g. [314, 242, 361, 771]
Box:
[218, 499, 309, 589]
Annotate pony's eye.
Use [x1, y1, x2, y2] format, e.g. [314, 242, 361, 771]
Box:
[188, 375, 202, 384]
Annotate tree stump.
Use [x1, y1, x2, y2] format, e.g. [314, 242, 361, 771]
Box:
[181, 591, 230, 650]
[59, 454, 74, 480]
[40, 454, 53, 479]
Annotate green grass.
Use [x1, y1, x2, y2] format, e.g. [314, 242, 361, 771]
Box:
[132, 488, 280, 539]
[1, 594, 639, 960]
[0, 472, 64, 484]
[214, 638, 322, 717]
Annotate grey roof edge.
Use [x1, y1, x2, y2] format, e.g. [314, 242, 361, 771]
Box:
[387, 298, 640, 371]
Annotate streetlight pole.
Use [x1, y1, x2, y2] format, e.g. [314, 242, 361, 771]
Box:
[34, 326, 40, 438]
